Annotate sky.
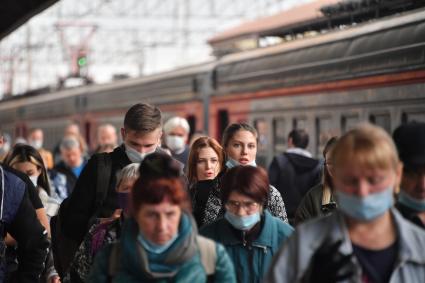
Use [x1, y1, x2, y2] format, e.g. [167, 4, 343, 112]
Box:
[0, 0, 313, 97]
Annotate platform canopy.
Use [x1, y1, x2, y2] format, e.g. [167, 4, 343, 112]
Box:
[0, 0, 59, 40]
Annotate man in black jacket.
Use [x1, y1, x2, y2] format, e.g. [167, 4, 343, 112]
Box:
[393, 122, 425, 229]
[56, 103, 165, 275]
[268, 129, 321, 224]
[0, 165, 49, 282]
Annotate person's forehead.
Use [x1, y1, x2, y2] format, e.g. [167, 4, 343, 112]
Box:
[230, 130, 256, 142]
[198, 147, 217, 157]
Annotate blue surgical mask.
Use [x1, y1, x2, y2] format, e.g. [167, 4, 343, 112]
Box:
[226, 158, 256, 169]
[398, 190, 425, 212]
[125, 143, 156, 163]
[117, 192, 130, 214]
[224, 211, 260, 231]
[335, 187, 394, 221]
[137, 231, 178, 254]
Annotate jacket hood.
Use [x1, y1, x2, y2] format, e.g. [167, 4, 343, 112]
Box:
[285, 152, 320, 174]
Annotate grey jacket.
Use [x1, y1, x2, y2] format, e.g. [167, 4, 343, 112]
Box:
[264, 209, 425, 283]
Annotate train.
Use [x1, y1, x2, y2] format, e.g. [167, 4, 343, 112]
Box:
[1, 3, 425, 167]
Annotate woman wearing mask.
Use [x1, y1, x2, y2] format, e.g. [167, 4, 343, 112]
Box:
[294, 136, 338, 224]
[204, 123, 288, 225]
[3, 144, 59, 283]
[88, 152, 236, 282]
[64, 163, 140, 283]
[187, 136, 225, 228]
[266, 124, 425, 283]
[201, 166, 293, 283]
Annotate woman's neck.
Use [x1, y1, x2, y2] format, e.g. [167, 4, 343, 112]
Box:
[346, 211, 397, 250]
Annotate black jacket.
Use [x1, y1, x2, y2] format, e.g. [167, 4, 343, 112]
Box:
[60, 145, 131, 244]
[268, 152, 321, 223]
[1, 166, 49, 283]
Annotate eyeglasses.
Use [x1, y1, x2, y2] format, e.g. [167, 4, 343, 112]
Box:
[225, 200, 259, 213]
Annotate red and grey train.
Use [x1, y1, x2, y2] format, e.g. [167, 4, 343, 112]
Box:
[1, 6, 425, 166]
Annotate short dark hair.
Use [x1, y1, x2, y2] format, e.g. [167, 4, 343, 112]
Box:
[221, 166, 269, 206]
[222, 123, 257, 148]
[289, 129, 309, 149]
[131, 153, 190, 213]
[124, 103, 162, 132]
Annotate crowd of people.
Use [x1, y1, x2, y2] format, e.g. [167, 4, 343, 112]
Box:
[0, 102, 425, 283]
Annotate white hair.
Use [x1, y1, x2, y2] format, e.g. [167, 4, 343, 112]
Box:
[116, 163, 140, 187]
[163, 116, 190, 134]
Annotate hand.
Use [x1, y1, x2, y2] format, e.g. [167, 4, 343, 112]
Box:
[49, 275, 61, 283]
[304, 240, 353, 283]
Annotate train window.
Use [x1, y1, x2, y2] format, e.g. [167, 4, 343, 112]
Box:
[341, 115, 359, 133]
[293, 117, 306, 130]
[254, 119, 269, 167]
[217, 109, 229, 143]
[273, 118, 286, 154]
[315, 116, 334, 158]
[369, 113, 391, 133]
[402, 111, 425, 123]
[187, 115, 196, 138]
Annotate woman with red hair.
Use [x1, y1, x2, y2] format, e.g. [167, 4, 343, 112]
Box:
[88, 152, 236, 282]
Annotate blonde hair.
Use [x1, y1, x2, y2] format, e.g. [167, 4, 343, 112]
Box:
[332, 123, 400, 172]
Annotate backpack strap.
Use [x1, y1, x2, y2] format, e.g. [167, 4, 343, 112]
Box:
[197, 235, 216, 276]
[94, 153, 112, 216]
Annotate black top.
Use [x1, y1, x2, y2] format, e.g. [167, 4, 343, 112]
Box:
[352, 240, 398, 283]
[1, 165, 43, 210]
[395, 202, 425, 229]
[191, 178, 218, 228]
[172, 146, 190, 168]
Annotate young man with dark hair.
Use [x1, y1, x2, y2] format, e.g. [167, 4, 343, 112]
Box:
[55, 103, 167, 276]
[268, 128, 321, 224]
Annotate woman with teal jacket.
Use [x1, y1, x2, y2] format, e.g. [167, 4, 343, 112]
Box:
[200, 165, 293, 283]
[88, 153, 236, 283]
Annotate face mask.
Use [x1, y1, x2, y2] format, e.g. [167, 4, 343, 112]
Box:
[29, 175, 38, 187]
[398, 190, 425, 212]
[335, 187, 394, 221]
[137, 231, 178, 254]
[29, 139, 43, 150]
[125, 143, 156, 163]
[224, 210, 260, 231]
[225, 158, 256, 169]
[117, 192, 130, 214]
[165, 136, 185, 153]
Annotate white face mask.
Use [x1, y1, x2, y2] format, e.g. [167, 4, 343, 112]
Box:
[29, 139, 43, 150]
[29, 175, 38, 187]
[165, 135, 185, 153]
[125, 143, 157, 163]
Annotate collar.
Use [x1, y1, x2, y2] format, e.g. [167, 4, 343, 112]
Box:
[323, 209, 425, 264]
[220, 210, 276, 248]
[286, 147, 312, 158]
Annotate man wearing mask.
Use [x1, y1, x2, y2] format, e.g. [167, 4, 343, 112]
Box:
[55, 103, 173, 276]
[163, 116, 190, 166]
[27, 128, 54, 169]
[394, 122, 425, 229]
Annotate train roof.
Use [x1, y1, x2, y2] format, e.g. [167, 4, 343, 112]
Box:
[217, 6, 425, 66]
[0, 60, 215, 110]
[0, 0, 59, 40]
[208, 0, 338, 44]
